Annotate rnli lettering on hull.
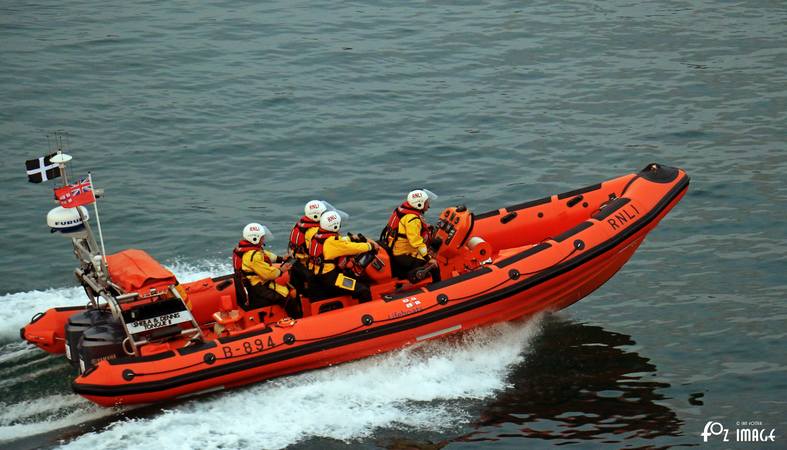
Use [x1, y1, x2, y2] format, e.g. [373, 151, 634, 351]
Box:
[606, 204, 640, 231]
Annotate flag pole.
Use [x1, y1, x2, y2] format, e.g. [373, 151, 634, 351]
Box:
[89, 172, 107, 262]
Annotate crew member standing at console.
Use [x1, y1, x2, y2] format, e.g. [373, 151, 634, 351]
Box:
[288, 200, 327, 293]
[380, 189, 441, 282]
[308, 212, 378, 303]
[233, 223, 301, 318]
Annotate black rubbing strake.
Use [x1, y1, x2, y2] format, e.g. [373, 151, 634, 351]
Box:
[425, 267, 492, 292]
[495, 242, 552, 268]
[177, 341, 217, 356]
[592, 198, 631, 221]
[474, 209, 500, 220]
[508, 196, 551, 212]
[108, 351, 176, 366]
[557, 183, 602, 200]
[500, 211, 517, 224]
[382, 288, 424, 302]
[567, 195, 584, 207]
[553, 221, 593, 243]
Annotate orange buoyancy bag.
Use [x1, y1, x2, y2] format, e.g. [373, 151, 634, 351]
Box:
[380, 202, 430, 248]
[288, 216, 320, 254]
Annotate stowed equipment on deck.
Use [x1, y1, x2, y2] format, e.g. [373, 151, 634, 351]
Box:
[65, 246, 203, 373]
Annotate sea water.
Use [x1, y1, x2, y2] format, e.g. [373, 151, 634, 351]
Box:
[1, 0, 785, 448]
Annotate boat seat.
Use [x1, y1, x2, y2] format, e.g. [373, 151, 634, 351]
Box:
[318, 300, 344, 314]
[307, 295, 354, 316]
[213, 295, 242, 334]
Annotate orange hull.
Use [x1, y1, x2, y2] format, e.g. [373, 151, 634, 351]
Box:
[22, 164, 689, 406]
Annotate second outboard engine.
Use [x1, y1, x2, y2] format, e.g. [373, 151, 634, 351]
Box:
[64, 308, 115, 368]
[77, 322, 125, 374]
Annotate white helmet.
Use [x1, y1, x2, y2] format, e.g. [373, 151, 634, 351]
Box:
[406, 189, 438, 210]
[304, 200, 327, 221]
[319, 211, 342, 232]
[243, 222, 272, 244]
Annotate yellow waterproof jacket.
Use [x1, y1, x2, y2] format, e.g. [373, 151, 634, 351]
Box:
[392, 213, 429, 259]
[242, 249, 289, 297]
[310, 235, 373, 274]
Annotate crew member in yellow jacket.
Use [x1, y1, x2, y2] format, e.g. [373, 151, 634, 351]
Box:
[308, 212, 379, 302]
[232, 223, 301, 318]
[380, 189, 441, 282]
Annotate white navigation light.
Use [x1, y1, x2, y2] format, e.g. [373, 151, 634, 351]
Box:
[47, 206, 89, 235]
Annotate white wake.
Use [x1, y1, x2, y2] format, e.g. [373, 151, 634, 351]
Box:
[59, 319, 541, 450]
[0, 259, 543, 448]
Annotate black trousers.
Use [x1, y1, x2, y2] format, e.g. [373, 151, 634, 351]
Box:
[391, 254, 441, 282]
[309, 270, 372, 303]
[246, 282, 302, 319]
[288, 260, 311, 293]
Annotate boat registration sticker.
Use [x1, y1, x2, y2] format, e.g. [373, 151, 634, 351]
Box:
[127, 310, 194, 334]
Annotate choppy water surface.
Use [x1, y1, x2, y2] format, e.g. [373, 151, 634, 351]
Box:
[1, 0, 786, 448]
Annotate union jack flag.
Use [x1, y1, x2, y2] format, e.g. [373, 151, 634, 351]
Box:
[54, 177, 95, 208]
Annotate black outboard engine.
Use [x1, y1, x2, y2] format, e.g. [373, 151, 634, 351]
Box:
[77, 322, 126, 374]
[64, 308, 115, 368]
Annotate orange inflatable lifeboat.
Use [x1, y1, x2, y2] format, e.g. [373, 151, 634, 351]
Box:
[21, 163, 689, 407]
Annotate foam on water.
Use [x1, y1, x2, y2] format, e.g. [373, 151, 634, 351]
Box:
[59, 319, 542, 450]
[0, 287, 87, 343]
[0, 260, 229, 442]
[0, 365, 66, 390]
[0, 259, 543, 447]
[0, 395, 117, 443]
[0, 342, 40, 364]
[163, 258, 232, 284]
[0, 395, 93, 425]
[0, 259, 229, 343]
[0, 354, 54, 376]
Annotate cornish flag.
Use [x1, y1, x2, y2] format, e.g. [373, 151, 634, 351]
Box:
[25, 153, 62, 183]
[54, 177, 96, 208]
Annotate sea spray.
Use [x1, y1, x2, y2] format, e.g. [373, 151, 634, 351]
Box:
[0, 259, 229, 343]
[0, 259, 545, 448]
[0, 287, 86, 343]
[57, 318, 543, 450]
[0, 394, 118, 443]
[0, 259, 230, 442]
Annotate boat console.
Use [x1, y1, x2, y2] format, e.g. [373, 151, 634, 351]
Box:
[431, 205, 494, 275]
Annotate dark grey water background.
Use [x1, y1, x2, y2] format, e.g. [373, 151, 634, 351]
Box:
[1, 0, 786, 448]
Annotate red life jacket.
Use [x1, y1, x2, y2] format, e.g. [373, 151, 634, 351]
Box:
[308, 230, 340, 275]
[380, 202, 430, 248]
[232, 239, 263, 306]
[232, 240, 270, 276]
[288, 216, 321, 254]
